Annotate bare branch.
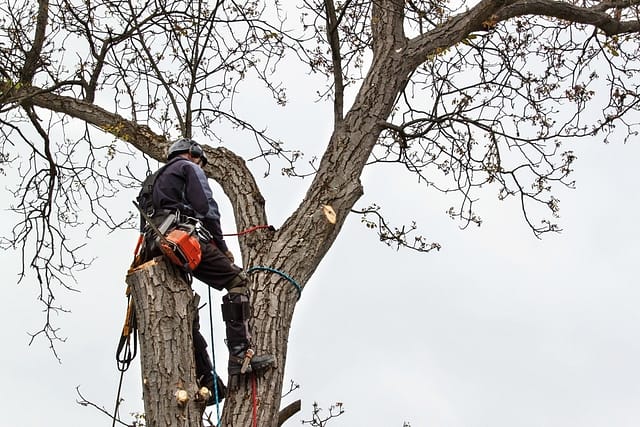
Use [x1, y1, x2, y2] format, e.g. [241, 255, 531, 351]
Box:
[20, 0, 48, 82]
[76, 387, 133, 427]
[353, 205, 442, 252]
[324, 0, 345, 125]
[278, 400, 301, 426]
[497, 0, 640, 36]
[301, 401, 345, 427]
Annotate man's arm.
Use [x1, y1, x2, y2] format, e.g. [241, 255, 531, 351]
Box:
[184, 163, 230, 253]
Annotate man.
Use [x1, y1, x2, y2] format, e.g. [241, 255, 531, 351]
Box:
[137, 138, 275, 402]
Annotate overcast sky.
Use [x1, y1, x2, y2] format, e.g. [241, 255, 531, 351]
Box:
[1, 17, 640, 427]
[2, 115, 639, 427]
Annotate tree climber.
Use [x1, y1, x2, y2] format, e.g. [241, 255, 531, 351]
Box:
[136, 138, 276, 402]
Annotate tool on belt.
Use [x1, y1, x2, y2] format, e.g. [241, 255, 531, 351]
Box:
[133, 201, 202, 272]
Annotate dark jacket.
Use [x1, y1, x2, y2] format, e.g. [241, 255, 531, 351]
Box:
[152, 156, 229, 253]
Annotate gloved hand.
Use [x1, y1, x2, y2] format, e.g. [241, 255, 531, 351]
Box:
[224, 250, 235, 263]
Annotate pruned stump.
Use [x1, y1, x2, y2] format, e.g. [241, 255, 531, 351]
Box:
[126, 256, 205, 427]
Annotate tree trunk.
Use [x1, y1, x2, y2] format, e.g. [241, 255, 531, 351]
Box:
[220, 260, 299, 427]
[126, 257, 205, 427]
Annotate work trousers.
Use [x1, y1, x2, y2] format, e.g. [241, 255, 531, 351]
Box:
[141, 235, 242, 291]
[192, 241, 243, 291]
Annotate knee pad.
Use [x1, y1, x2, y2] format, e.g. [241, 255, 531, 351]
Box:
[226, 272, 249, 296]
[227, 285, 249, 296]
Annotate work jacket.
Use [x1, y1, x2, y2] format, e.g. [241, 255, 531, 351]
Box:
[152, 156, 229, 253]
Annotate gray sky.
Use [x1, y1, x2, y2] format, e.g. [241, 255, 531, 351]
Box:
[1, 21, 640, 427]
[1, 125, 639, 426]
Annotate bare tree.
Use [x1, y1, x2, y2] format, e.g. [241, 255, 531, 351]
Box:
[1, 0, 639, 426]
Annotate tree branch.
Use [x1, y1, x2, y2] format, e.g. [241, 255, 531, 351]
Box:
[20, 0, 48, 82]
[324, 0, 345, 126]
[76, 387, 131, 427]
[496, 0, 640, 35]
[406, 0, 516, 63]
[278, 399, 301, 426]
[407, 0, 640, 64]
[1, 83, 268, 252]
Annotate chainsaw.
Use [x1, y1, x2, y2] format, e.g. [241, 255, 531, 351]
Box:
[133, 201, 202, 272]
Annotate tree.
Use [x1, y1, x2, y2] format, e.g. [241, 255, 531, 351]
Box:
[1, 0, 639, 426]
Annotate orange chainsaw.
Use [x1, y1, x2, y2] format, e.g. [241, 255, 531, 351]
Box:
[133, 201, 202, 272]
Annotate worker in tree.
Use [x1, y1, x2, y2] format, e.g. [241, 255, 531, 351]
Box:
[136, 138, 276, 401]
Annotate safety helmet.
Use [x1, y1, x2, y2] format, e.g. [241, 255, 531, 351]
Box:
[167, 138, 208, 166]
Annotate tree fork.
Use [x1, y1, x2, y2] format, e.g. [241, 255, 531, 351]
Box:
[126, 257, 206, 427]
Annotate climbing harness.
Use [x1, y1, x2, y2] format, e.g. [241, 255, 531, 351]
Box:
[246, 266, 302, 301]
[133, 201, 202, 272]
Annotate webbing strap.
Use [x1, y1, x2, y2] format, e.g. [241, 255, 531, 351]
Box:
[221, 301, 251, 321]
[116, 297, 138, 372]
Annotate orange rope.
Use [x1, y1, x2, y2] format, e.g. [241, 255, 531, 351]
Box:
[223, 225, 273, 237]
[133, 233, 144, 256]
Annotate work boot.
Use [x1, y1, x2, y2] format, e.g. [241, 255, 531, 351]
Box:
[199, 371, 227, 406]
[193, 328, 226, 404]
[227, 347, 276, 376]
[221, 287, 275, 378]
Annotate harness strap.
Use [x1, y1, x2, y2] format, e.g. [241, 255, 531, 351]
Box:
[221, 300, 251, 322]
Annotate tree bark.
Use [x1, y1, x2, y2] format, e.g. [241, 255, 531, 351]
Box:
[219, 11, 417, 424]
[126, 257, 205, 427]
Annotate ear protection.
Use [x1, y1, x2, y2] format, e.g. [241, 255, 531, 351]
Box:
[188, 142, 203, 158]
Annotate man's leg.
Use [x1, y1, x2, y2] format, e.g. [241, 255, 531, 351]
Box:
[191, 242, 241, 290]
[222, 274, 275, 377]
[192, 243, 275, 381]
[193, 326, 227, 405]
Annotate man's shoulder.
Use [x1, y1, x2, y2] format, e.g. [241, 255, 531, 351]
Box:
[164, 156, 196, 172]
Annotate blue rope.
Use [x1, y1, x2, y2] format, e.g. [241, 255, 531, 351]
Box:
[207, 286, 221, 425]
[246, 266, 302, 301]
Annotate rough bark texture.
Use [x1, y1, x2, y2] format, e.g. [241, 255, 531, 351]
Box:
[126, 257, 205, 427]
[215, 5, 416, 424]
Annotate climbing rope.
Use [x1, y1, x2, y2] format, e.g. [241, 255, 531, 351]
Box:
[225, 224, 303, 299]
[223, 225, 275, 237]
[112, 296, 137, 425]
[246, 266, 302, 301]
[111, 370, 126, 427]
